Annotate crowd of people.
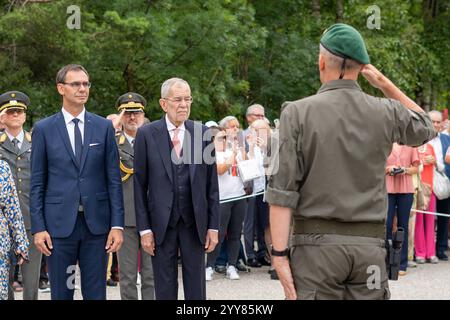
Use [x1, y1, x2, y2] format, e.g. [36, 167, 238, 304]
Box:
[386, 110, 450, 276]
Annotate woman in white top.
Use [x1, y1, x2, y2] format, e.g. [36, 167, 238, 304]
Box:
[205, 118, 248, 281]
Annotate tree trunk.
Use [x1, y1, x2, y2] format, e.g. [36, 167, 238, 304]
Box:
[123, 64, 134, 92]
[336, 0, 344, 22]
[311, 0, 320, 19]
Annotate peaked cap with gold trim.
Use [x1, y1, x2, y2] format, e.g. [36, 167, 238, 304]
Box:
[0, 91, 30, 113]
[116, 92, 146, 112]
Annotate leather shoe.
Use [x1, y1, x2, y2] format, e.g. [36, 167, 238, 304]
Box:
[269, 269, 279, 280]
[258, 256, 271, 266]
[437, 252, 449, 261]
[214, 265, 226, 274]
[247, 258, 262, 268]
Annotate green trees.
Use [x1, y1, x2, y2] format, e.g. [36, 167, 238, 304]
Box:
[0, 0, 448, 128]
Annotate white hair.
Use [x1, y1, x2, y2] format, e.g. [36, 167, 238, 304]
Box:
[246, 104, 265, 116]
[319, 44, 361, 71]
[428, 110, 443, 121]
[161, 77, 190, 98]
[219, 116, 238, 129]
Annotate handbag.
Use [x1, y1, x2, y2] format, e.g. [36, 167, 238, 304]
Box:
[236, 158, 263, 183]
[433, 169, 450, 200]
[416, 181, 431, 210]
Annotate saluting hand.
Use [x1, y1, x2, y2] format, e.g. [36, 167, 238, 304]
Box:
[34, 231, 53, 256]
[272, 256, 297, 300]
[105, 229, 123, 253]
[361, 64, 391, 90]
[141, 232, 155, 256]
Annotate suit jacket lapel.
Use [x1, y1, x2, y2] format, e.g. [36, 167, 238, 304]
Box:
[153, 117, 173, 184]
[2, 137, 18, 155]
[18, 136, 31, 156]
[184, 120, 196, 181]
[121, 138, 134, 158]
[79, 112, 93, 173]
[55, 112, 78, 168]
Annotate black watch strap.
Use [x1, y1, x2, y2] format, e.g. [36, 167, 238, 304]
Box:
[271, 247, 290, 257]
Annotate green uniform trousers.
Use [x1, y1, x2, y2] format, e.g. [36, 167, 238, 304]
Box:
[290, 234, 390, 300]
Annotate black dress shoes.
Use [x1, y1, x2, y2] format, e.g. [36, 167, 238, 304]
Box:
[247, 258, 262, 268]
[258, 256, 271, 266]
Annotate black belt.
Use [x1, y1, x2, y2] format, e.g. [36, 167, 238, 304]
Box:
[293, 218, 385, 239]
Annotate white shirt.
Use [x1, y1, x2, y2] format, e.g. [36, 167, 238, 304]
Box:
[123, 132, 135, 146]
[165, 114, 186, 146]
[61, 107, 85, 155]
[5, 130, 24, 150]
[429, 133, 445, 172]
[216, 150, 246, 200]
[251, 146, 266, 194]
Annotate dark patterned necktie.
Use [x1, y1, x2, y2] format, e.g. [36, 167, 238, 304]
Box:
[72, 118, 83, 166]
[11, 138, 20, 153]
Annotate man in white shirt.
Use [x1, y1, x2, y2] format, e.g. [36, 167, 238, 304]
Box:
[30, 64, 124, 299]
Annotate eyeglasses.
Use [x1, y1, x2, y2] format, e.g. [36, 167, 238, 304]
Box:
[61, 81, 92, 89]
[5, 109, 25, 115]
[163, 96, 193, 104]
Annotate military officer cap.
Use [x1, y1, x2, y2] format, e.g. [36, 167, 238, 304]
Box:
[0, 91, 30, 113]
[116, 92, 146, 112]
[320, 23, 370, 65]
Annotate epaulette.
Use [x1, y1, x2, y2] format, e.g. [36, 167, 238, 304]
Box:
[0, 133, 7, 143]
[25, 131, 32, 142]
[118, 134, 126, 145]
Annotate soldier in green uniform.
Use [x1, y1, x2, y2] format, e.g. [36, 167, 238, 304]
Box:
[115, 92, 155, 300]
[266, 23, 436, 300]
[0, 91, 42, 300]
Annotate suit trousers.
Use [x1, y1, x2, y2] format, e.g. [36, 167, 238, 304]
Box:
[47, 213, 108, 300]
[118, 227, 155, 300]
[21, 230, 42, 300]
[152, 219, 205, 300]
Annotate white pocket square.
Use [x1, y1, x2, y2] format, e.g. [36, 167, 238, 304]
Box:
[89, 143, 100, 147]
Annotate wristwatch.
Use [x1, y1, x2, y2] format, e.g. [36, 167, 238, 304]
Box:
[271, 246, 290, 257]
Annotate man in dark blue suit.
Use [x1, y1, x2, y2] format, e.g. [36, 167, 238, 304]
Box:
[134, 77, 219, 300]
[30, 64, 124, 300]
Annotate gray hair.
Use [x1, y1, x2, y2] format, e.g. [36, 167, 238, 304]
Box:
[429, 110, 443, 121]
[161, 77, 190, 98]
[219, 116, 238, 129]
[319, 44, 361, 71]
[246, 104, 265, 116]
[56, 64, 89, 84]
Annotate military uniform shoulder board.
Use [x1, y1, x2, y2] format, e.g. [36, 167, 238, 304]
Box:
[25, 131, 32, 142]
[118, 134, 126, 145]
[0, 133, 7, 143]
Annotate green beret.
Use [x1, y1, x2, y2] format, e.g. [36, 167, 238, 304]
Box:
[320, 23, 370, 64]
[0, 91, 30, 112]
[116, 92, 146, 112]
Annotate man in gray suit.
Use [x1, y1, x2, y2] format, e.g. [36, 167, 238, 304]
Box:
[115, 92, 154, 300]
[0, 91, 42, 300]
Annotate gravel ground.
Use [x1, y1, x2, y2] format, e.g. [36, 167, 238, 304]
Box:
[13, 252, 450, 300]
